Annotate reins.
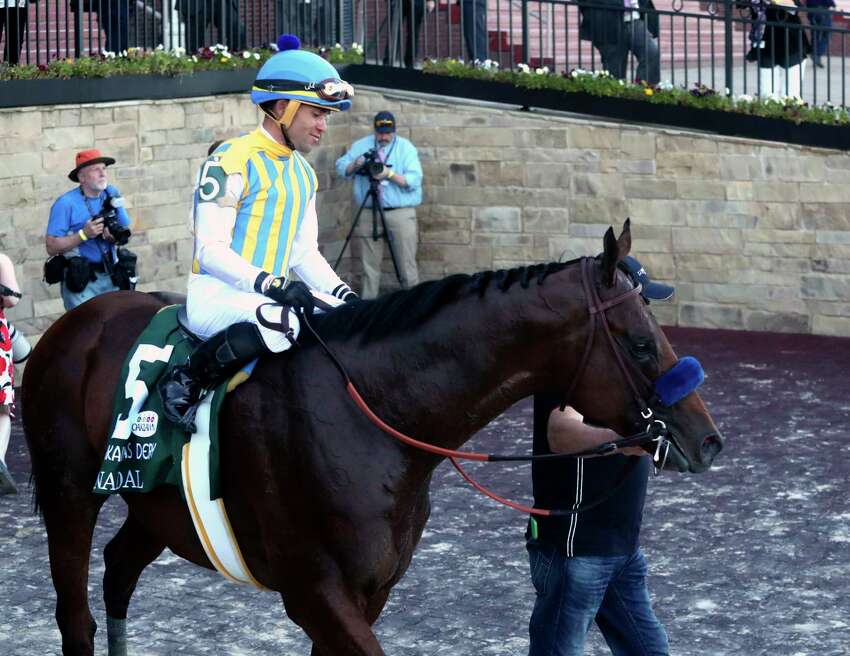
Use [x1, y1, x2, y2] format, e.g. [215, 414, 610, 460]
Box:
[300, 257, 668, 516]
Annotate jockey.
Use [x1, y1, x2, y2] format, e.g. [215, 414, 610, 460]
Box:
[159, 35, 358, 432]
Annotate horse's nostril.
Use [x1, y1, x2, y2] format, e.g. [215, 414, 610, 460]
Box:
[701, 434, 723, 461]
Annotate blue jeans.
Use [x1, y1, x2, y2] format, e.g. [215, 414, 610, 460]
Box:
[61, 270, 120, 311]
[527, 541, 669, 656]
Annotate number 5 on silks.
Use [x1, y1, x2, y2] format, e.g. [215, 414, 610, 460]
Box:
[197, 160, 229, 203]
[111, 344, 174, 441]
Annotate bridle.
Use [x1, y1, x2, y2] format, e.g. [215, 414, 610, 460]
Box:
[563, 257, 674, 471]
[301, 256, 676, 516]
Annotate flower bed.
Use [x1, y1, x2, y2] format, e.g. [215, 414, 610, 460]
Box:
[422, 59, 850, 128]
[0, 43, 365, 81]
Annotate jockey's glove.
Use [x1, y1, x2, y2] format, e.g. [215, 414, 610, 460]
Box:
[258, 274, 315, 316]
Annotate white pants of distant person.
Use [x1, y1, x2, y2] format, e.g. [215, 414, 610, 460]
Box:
[187, 274, 343, 353]
[354, 206, 419, 299]
[758, 60, 806, 100]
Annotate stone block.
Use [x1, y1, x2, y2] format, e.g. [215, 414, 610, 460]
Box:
[815, 231, 850, 245]
[0, 176, 34, 208]
[524, 208, 569, 233]
[656, 152, 720, 179]
[679, 303, 744, 330]
[673, 227, 742, 254]
[42, 126, 95, 151]
[95, 137, 138, 166]
[574, 173, 623, 198]
[0, 152, 41, 179]
[449, 163, 476, 186]
[744, 242, 812, 258]
[719, 155, 764, 180]
[624, 178, 677, 199]
[79, 106, 114, 126]
[139, 104, 185, 131]
[0, 108, 42, 139]
[801, 274, 850, 301]
[656, 134, 718, 154]
[676, 180, 726, 200]
[528, 164, 571, 190]
[744, 311, 810, 333]
[813, 314, 850, 337]
[573, 198, 627, 224]
[801, 204, 850, 231]
[763, 157, 825, 181]
[744, 228, 813, 244]
[799, 183, 850, 203]
[473, 207, 521, 233]
[620, 132, 656, 159]
[626, 199, 687, 226]
[567, 127, 621, 150]
[726, 181, 753, 201]
[113, 105, 139, 123]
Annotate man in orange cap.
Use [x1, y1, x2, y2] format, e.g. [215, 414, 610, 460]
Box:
[45, 149, 134, 310]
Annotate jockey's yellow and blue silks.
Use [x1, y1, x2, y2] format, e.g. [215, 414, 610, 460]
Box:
[192, 128, 317, 277]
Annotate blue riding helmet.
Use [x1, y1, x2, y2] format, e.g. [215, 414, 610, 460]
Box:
[251, 41, 353, 113]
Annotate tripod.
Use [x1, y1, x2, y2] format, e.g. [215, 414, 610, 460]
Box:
[334, 176, 405, 289]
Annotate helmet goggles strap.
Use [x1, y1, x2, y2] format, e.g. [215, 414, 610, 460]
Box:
[253, 77, 354, 102]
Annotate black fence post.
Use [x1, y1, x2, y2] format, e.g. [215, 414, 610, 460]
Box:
[724, 0, 733, 95]
[75, 3, 84, 58]
[521, 0, 529, 64]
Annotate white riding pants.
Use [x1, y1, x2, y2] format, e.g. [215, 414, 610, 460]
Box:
[187, 274, 300, 353]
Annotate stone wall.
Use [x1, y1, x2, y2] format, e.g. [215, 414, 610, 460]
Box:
[2, 85, 849, 372]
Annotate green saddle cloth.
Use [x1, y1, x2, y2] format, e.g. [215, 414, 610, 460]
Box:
[93, 305, 241, 500]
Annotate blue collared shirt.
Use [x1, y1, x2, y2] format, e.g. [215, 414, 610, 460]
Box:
[335, 134, 423, 209]
[47, 185, 131, 263]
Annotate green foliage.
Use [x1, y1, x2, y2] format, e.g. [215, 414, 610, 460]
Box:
[423, 59, 850, 127]
[0, 43, 364, 81]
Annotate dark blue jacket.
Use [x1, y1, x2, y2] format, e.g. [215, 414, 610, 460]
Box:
[527, 393, 650, 556]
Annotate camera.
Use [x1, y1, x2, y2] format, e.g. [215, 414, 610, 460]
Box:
[97, 190, 132, 246]
[356, 149, 386, 178]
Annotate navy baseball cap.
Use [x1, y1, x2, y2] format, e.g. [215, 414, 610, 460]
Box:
[374, 111, 396, 133]
[619, 256, 675, 301]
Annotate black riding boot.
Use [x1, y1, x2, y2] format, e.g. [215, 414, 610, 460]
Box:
[159, 322, 268, 433]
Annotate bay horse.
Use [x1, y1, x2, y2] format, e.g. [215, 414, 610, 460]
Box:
[22, 222, 723, 656]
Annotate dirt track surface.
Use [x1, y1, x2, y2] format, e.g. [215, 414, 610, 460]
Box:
[2, 326, 849, 655]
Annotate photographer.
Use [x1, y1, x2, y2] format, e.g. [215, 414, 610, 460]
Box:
[335, 111, 423, 299]
[45, 149, 135, 311]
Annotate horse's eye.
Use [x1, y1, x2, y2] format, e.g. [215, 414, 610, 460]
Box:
[630, 341, 655, 361]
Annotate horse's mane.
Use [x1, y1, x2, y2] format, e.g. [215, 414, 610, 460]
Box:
[307, 260, 577, 344]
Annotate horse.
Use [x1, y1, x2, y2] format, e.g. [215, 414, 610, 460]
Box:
[22, 221, 723, 656]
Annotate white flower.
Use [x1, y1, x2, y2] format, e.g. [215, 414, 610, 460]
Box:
[173, 46, 186, 56]
[619, 79, 624, 86]
[535, 66, 549, 75]
[335, 42, 342, 48]
[351, 41, 359, 49]
[270, 42, 279, 51]
[736, 93, 753, 103]
[191, 55, 198, 62]
[659, 81, 673, 91]
[242, 51, 251, 59]
[724, 87, 731, 95]
[156, 44, 164, 51]
[253, 52, 260, 60]
[518, 63, 531, 74]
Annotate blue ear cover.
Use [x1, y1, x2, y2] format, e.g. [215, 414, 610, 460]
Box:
[277, 34, 301, 52]
[654, 356, 704, 406]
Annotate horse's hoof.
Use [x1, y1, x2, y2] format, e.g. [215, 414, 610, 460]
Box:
[0, 461, 18, 496]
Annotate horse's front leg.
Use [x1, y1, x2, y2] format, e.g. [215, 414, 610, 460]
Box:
[284, 579, 386, 656]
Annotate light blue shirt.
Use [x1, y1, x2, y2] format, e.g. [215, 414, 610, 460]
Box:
[335, 134, 423, 209]
[47, 185, 131, 263]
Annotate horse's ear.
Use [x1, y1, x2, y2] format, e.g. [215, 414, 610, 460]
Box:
[617, 218, 632, 258]
[601, 227, 618, 287]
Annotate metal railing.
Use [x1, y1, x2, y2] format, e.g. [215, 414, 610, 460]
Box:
[2, 0, 849, 107]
